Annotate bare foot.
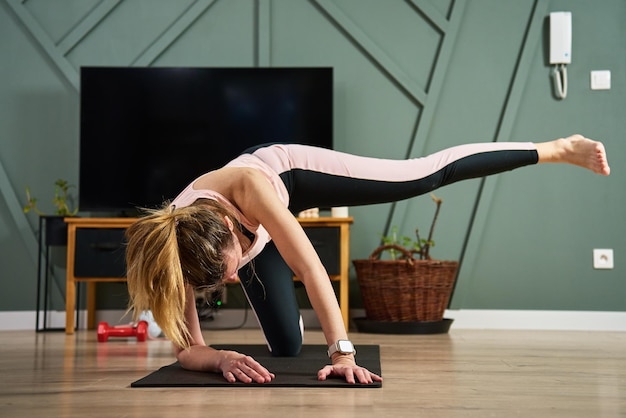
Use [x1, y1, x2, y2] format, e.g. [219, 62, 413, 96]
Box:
[537, 134, 610, 176]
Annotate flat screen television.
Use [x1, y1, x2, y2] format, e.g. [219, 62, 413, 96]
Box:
[79, 66, 333, 214]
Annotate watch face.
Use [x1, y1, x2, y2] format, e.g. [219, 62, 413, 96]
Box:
[337, 340, 354, 352]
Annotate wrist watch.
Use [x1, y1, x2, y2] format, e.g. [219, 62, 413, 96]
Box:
[327, 339, 356, 357]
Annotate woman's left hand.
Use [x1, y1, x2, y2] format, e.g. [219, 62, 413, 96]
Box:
[317, 360, 383, 384]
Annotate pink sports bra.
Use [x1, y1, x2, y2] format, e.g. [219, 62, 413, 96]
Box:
[170, 152, 290, 268]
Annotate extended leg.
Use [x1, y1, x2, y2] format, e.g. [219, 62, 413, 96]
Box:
[247, 135, 608, 212]
[277, 142, 539, 213]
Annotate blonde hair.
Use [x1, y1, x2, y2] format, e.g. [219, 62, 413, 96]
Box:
[126, 199, 240, 349]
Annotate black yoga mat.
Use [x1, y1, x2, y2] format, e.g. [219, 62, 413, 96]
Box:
[131, 344, 382, 388]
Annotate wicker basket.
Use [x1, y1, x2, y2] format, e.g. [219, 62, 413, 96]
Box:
[353, 244, 459, 322]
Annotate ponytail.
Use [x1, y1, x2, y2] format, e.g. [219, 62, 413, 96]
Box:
[126, 200, 238, 349]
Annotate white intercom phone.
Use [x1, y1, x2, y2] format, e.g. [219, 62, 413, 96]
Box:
[550, 11, 572, 99]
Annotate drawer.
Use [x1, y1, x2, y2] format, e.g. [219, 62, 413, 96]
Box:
[74, 228, 127, 277]
[303, 227, 340, 275]
[73, 225, 341, 278]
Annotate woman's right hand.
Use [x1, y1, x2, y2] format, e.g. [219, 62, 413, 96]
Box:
[217, 350, 275, 383]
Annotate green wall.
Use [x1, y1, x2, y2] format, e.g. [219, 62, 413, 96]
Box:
[0, 0, 624, 320]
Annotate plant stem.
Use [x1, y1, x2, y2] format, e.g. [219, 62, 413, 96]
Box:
[424, 193, 443, 259]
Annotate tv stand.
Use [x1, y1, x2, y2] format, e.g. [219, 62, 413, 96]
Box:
[64, 216, 353, 334]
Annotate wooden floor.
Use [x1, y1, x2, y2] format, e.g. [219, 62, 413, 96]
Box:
[0, 327, 624, 418]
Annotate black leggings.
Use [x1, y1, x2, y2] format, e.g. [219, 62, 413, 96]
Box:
[238, 143, 539, 356]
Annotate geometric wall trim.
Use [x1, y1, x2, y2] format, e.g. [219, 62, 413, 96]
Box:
[451, 0, 549, 307]
[6, 0, 219, 90]
[7, 0, 466, 236]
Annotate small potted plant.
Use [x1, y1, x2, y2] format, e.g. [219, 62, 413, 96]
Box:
[23, 179, 79, 246]
[353, 193, 458, 333]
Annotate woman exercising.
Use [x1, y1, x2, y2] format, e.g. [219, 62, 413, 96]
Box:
[125, 134, 609, 385]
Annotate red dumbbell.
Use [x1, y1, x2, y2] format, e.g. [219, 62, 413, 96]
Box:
[97, 320, 149, 342]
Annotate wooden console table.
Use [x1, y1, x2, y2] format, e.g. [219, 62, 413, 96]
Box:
[64, 216, 353, 334]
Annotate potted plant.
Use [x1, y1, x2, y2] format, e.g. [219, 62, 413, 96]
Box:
[353, 193, 459, 334]
[23, 179, 79, 246]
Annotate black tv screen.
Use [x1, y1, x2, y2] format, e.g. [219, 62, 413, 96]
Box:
[79, 66, 333, 213]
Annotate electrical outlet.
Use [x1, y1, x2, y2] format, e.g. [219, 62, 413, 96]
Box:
[593, 249, 614, 269]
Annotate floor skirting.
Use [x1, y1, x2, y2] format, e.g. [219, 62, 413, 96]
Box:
[4, 309, 626, 332]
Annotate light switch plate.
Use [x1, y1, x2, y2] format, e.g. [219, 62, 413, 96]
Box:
[591, 70, 611, 90]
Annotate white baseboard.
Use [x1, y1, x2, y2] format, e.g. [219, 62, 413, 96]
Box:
[3, 309, 626, 332]
[445, 309, 626, 331]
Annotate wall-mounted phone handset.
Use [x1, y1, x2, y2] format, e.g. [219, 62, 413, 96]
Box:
[550, 11, 572, 100]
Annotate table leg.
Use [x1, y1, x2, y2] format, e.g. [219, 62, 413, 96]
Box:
[87, 282, 97, 329]
[65, 224, 76, 334]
